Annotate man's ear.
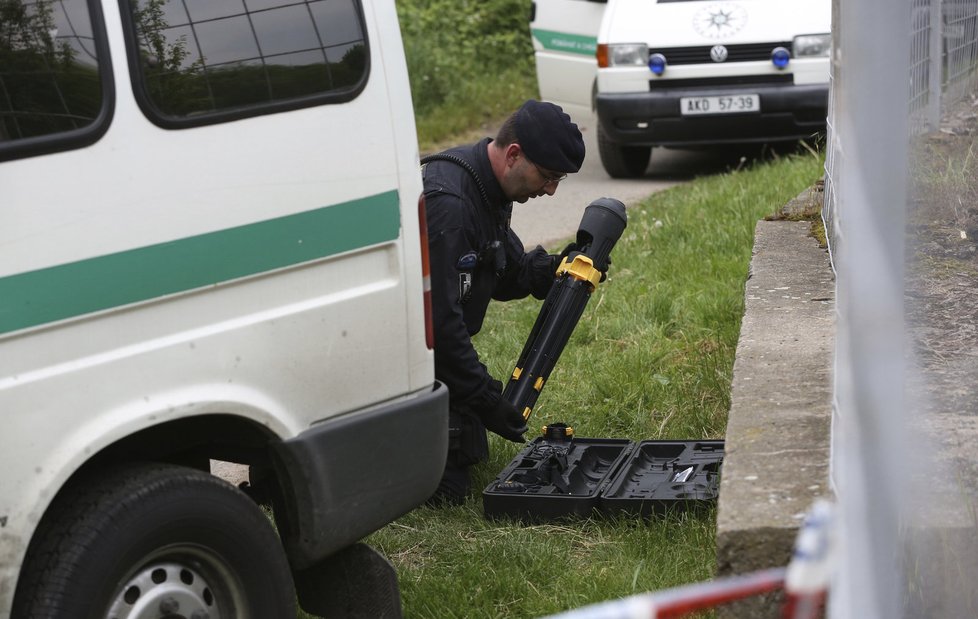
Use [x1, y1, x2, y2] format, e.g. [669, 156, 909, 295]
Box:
[504, 143, 522, 168]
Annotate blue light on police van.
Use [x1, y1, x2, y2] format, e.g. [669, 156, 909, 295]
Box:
[648, 53, 667, 75]
[771, 47, 790, 69]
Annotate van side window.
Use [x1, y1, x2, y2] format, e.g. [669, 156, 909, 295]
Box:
[126, 0, 368, 124]
[0, 0, 108, 149]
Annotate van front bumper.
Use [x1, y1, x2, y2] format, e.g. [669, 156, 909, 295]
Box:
[596, 83, 828, 147]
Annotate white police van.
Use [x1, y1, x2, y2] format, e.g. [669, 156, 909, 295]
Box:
[531, 0, 831, 177]
[0, 0, 447, 617]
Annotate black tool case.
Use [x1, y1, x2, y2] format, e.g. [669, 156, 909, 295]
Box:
[482, 432, 724, 521]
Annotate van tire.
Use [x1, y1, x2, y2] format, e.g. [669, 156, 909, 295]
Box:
[12, 463, 296, 619]
[597, 123, 651, 178]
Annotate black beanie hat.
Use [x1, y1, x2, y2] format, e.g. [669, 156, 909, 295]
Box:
[514, 100, 586, 173]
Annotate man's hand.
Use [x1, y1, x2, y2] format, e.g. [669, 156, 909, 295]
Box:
[599, 254, 611, 282]
[479, 379, 527, 443]
[553, 242, 612, 282]
[479, 397, 528, 443]
[552, 242, 579, 274]
[557, 242, 579, 266]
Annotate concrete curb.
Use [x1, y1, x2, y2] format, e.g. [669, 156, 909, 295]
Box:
[714, 191, 835, 617]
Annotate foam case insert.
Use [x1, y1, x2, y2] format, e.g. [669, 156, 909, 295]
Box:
[483, 433, 724, 521]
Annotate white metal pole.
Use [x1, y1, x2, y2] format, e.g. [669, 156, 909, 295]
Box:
[830, 0, 911, 617]
[928, 0, 943, 128]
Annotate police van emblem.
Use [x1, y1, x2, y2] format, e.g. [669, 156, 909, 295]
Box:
[710, 45, 729, 62]
[693, 3, 748, 39]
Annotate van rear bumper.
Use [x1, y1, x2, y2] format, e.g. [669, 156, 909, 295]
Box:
[596, 83, 828, 147]
[270, 381, 449, 569]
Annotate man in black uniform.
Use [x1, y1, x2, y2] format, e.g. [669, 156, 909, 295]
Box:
[422, 100, 586, 504]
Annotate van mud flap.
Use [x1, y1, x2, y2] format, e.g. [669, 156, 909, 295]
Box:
[293, 542, 402, 619]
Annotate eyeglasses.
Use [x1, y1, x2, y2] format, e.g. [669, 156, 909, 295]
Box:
[529, 160, 568, 186]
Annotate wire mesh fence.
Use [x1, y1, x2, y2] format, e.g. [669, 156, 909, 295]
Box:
[824, 0, 978, 617]
[907, 0, 978, 131]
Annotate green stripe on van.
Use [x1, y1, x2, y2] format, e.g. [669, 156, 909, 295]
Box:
[531, 28, 598, 56]
[0, 190, 401, 335]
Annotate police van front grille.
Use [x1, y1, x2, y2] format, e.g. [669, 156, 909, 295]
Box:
[648, 74, 793, 90]
[651, 42, 792, 65]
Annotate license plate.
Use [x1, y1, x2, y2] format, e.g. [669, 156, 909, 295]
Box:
[680, 94, 760, 115]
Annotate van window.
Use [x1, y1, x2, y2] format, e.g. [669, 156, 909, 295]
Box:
[0, 0, 107, 146]
[127, 0, 369, 123]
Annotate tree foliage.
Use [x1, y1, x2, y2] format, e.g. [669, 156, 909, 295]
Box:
[395, 0, 536, 115]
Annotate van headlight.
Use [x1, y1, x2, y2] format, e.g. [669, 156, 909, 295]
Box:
[793, 34, 831, 57]
[598, 43, 649, 68]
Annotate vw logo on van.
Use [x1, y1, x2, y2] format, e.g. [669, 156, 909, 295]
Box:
[710, 45, 729, 62]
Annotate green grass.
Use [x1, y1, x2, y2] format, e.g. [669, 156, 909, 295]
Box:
[372, 509, 717, 619]
[358, 151, 825, 619]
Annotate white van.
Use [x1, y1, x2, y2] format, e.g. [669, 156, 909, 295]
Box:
[531, 0, 831, 177]
[0, 0, 447, 617]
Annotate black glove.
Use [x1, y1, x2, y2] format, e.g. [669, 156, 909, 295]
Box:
[479, 397, 528, 443]
[478, 380, 527, 443]
[599, 254, 612, 282]
[558, 241, 580, 261]
[553, 242, 612, 283]
[552, 242, 579, 273]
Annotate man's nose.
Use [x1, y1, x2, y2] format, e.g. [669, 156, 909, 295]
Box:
[543, 184, 558, 197]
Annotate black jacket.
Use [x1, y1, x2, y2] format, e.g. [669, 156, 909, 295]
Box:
[423, 138, 554, 412]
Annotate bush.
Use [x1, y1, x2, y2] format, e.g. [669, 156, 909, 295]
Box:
[396, 0, 539, 146]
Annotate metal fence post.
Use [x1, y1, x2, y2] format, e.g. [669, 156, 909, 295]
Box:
[929, 0, 943, 127]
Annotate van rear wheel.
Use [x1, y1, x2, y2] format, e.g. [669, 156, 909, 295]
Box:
[597, 122, 652, 178]
[12, 463, 296, 619]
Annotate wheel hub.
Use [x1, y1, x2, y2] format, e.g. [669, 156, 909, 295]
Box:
[107, 561, 222, 619]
